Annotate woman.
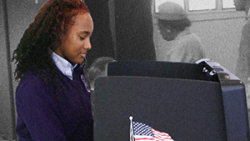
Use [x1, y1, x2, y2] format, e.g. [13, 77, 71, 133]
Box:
[155, 2, 205, 63]
[12, 0, 93, 140]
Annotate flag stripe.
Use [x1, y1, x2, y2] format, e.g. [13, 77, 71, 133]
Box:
[132, 121, 174, 141]
[152, 129, 173, 140]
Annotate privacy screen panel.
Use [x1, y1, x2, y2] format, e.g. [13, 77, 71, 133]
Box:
[93, 76, 226, 141]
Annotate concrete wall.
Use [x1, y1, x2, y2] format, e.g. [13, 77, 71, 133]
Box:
[0, 0, 15, 140]
[190, 11, 245, 74]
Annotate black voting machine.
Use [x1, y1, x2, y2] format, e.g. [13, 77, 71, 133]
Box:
[93, 60, 250, 141]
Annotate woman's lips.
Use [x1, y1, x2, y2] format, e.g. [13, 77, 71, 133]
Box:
[81, 53, 86, 58]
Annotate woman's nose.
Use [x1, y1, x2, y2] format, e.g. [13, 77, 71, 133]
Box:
[84, 38, 92, 50]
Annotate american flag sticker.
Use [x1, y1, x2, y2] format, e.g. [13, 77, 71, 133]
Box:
[130, 116, 174, 141]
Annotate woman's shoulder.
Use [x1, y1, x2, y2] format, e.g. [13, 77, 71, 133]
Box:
[20, 71, 43, 85]
[16, 71, 51, 97]
[177, 31, 202, 47]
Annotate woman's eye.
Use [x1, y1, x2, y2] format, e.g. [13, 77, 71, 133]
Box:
[80, 37, 85, 40]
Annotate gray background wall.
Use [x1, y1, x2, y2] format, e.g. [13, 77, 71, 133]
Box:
[0, 0, 15, 140]
[0, 0, 46, 140]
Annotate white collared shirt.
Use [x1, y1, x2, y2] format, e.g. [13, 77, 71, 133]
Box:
[52, 52, 77, 80]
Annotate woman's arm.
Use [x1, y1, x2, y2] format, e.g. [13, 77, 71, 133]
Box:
[15, 73, 67, 141]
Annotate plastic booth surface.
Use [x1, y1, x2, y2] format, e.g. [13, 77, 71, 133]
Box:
[93, 60, 249, 141]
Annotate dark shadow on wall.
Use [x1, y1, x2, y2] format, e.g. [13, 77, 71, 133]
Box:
[85, 0, 156, 68]
[114, 0, 156, 61]
[85, 0, 115, 68]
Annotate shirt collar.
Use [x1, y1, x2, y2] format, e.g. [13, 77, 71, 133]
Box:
[52, 52, 77, 80]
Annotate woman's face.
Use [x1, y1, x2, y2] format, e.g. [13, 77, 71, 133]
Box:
[158, 20, 177, 41]
[55, 13, 93, 65]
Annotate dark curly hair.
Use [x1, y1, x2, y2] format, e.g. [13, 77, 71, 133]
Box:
[12, 0, 89, 87]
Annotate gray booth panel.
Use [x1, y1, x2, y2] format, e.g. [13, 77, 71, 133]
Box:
[93, 76, 226, 141]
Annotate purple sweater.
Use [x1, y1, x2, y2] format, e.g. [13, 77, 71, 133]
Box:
[15, 66, 93, 141]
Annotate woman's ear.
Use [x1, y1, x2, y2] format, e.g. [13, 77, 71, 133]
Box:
[61, 20, 65, 31]
[60, 20, 65, 36]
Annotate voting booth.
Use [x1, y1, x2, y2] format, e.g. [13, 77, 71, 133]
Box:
[93, 60, 249, 141]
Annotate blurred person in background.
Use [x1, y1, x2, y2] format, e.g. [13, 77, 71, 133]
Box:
[234, 0, 250, 119]
[155, 1, 205, 63]
[235, 0, 250, 85]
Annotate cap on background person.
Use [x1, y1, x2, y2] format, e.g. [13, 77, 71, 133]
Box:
[154, 1, 187, 20]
